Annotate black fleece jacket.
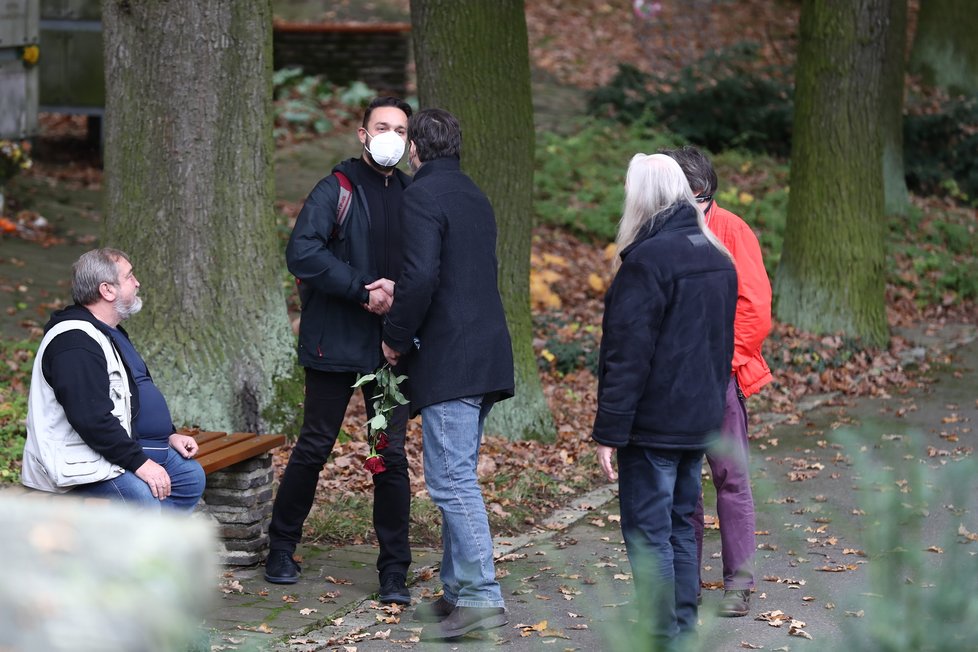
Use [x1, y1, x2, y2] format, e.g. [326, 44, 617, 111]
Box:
[40, 305, 149, 472]
[592, 202, 737, 450]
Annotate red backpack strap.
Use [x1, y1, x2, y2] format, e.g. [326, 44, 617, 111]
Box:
[334, 171, 353, 229]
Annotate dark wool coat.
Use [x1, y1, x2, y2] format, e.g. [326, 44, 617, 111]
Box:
[286, 158, 411, 373]
[383, 157, 514, 416]
[592, 202, 737, 450]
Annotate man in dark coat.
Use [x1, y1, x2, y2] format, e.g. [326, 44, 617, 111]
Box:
[265, 97, 414, 606]
[382, 108, 514, 640]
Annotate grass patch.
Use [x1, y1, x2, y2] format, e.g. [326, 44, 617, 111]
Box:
[0, 340, 35, 484]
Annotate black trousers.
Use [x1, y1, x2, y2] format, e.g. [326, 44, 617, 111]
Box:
[268, 367, 412, 578]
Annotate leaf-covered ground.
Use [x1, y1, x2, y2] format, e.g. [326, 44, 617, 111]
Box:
[2, 0, 974, 549]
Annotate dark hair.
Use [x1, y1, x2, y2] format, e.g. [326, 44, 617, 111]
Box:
[408, 108, 461, 162]
[362, 96, 413, 128]
[659, 146, 718, 197]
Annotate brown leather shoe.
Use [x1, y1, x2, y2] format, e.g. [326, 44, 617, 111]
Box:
[420, 606, 508, 639]
[717, 589, 750, 617]
[413, 596, 455, 623]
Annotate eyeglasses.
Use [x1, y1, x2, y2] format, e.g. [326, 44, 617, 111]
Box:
[695, 193, 713, 204]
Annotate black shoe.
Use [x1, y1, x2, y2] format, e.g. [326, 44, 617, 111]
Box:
[420, 606, 508, 640]
[717, 589, 750, 617]
[413, 596, 455, 623]
[263, 550, 301, 584]
[378, 572, 411, 605]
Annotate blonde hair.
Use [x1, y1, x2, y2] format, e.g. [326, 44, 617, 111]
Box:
[613, 153, 730, 271]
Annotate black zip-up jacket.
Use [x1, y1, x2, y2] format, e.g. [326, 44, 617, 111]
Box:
[592, 202, 737, 450]
[287, 158, 411, 372]
[39, 305, 150, 472]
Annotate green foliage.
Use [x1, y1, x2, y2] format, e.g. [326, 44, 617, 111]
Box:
[272, 67, 376, 140]
[887, 205, 978, 305]
[904, 94, 978, 206]
[0, 340, 34, 484]
[535, 314, 600, 376]
[354, 364, 409, 462]
[838, 428, 978, 651]
[533, 122, 789, 276]
[587, 43, 794, 157]
[533, 120, 683, 240]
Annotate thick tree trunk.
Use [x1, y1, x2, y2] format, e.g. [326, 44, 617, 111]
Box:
[774, 0, 890, 347]
[881, 0, 909, 216]
[411, 0, 555, 441]
[909, 0, 978, 95]
[102, 0, 293, 432]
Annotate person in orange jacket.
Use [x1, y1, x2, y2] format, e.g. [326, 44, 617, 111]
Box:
[662, 147, 773, 618]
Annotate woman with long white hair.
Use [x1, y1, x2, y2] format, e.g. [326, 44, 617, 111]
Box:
[592, 153, 737, 648]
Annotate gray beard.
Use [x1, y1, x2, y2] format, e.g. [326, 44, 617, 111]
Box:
[116, 294, 143, 320]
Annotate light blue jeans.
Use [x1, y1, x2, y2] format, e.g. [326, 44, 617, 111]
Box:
[70, 447, 205, 513]
[421, 395, 504, 609]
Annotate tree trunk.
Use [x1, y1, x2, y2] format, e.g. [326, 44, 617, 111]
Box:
[881, 0, 909, 216]
[909, 0, 978, 95]
[774, 0, 890, 347]
[102, 0, 294, 432]
[411, 0, 555, 441]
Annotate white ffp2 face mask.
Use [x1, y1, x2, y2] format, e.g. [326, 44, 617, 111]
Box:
[365, 130, 406, 168]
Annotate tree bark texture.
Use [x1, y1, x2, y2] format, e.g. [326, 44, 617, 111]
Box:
[411, 0, 555, 441]
[102, 0, 293, 432]
[909, 0, 978, 95]
[881, 0, 909, 216]
[774, 0, 890, 347]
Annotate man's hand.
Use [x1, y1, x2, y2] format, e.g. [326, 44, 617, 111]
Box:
[365, 277, 395, 297]
[169, 433, 199, 459]
[596, 444, 618, 482]
[382, 341, 400, 366]
[134, 459, 172, 499]
[363, 279, 395, 315]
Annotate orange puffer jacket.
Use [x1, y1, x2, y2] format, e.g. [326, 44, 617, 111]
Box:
[704, 203, 773, 397]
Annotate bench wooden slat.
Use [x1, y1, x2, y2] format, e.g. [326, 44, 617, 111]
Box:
[192, 431, 229, 446]
[192, 432, 285, 475]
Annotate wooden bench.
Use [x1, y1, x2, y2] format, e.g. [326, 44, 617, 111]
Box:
[190, 431, 286, 475]
[181, 430, 287, 566]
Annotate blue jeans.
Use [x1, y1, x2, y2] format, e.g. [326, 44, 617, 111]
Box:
[618, 445, 704, 643]
[421, 396, 504, 609]
[70, 447, 205, 513]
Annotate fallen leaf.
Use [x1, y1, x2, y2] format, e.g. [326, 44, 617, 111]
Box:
[299, 608, 317, 615]
[740, 643, 764, 649]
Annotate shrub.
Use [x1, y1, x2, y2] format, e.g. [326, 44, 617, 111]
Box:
[0, 340, 35, 483]
[272, 67, 377, 141]
[904, 94, 978, 206]
[587, 42, 794, 157]
[534, 119, 683, 241]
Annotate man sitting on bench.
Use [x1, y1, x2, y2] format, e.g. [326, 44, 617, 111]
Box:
[21, 248, 205, 512]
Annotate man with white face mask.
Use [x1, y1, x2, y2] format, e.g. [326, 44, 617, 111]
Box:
[21, 248, 205, 511]
[268, 97, 415, 606]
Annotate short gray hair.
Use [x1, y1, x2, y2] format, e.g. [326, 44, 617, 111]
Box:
[71, 248, 131, 306]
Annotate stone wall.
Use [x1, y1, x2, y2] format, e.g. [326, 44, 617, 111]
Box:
[199, 453, 275, 566]
[272, 22, 411, 96]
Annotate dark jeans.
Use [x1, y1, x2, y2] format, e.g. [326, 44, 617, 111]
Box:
[618, 445, 704, 644]
[268, 367, 411, 578]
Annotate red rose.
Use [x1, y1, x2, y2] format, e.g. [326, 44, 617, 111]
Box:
[375, 432, 390, 451]
[365, 454, 386, 475]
